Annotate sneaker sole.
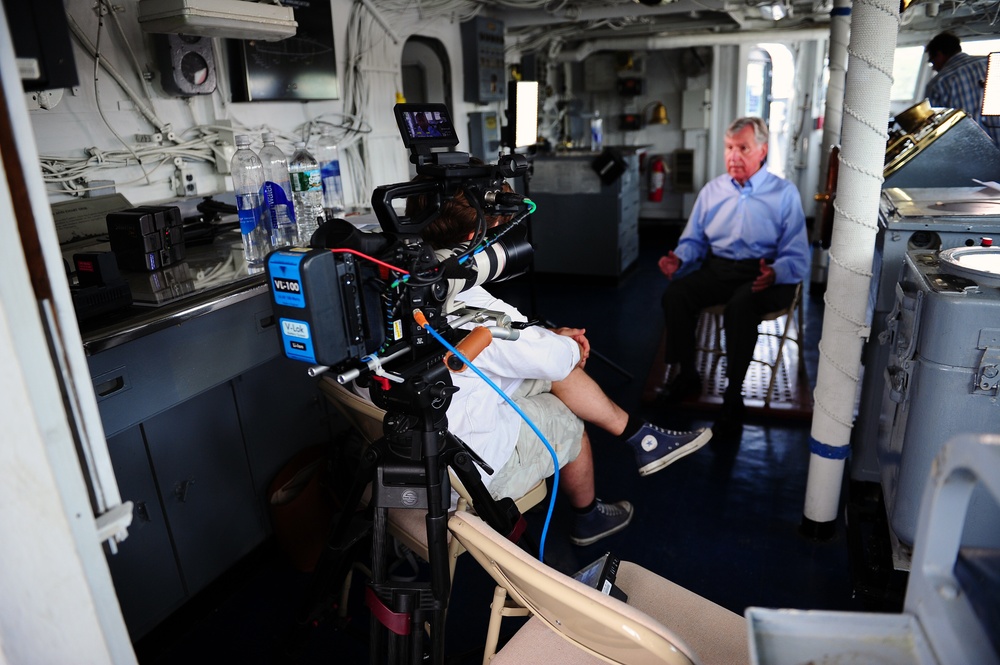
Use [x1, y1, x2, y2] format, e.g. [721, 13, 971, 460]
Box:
[637, 428, 713, 477]
[569, 510, 634, 547]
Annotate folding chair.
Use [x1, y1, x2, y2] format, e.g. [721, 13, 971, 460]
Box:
[697, 283, 804, 408]
[449, 511, 750, 665]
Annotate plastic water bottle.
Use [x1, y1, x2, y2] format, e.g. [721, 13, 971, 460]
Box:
[230, 134, 270, 273]
[258, 132, 298, 248]
[314, 127, 346, 215]
[590, 110, 603, 152]
[288, 141, 325, 245]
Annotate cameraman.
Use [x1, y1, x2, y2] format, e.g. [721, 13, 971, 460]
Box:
[406, 183, 712, 547]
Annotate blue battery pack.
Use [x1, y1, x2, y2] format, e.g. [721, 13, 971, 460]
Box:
[266, 247, 381, 367]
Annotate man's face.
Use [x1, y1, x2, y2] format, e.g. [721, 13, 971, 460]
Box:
[927, 51, 948, 72]
[725, 124, 768, 185]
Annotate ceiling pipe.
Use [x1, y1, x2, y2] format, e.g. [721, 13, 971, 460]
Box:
[816, 0, 850, 209]
[553, 26, 831, 61]
[501, 0, 714, 28]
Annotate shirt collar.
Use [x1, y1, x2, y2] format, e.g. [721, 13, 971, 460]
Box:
[731, 166, 769, 191]
[939, 52, 974, 75]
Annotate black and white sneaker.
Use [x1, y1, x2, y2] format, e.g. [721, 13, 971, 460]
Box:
[626, 423, 712, 476]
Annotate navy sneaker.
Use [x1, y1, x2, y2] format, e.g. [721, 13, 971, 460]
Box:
[570, 499, 634, 546]
[627, 423, 712, 476]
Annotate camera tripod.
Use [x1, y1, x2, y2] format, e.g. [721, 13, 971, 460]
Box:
[296, 350, 527, 665]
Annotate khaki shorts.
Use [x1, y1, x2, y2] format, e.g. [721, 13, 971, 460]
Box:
[487, 379, 584, 501]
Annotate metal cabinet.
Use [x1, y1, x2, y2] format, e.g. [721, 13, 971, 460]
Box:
[142, 382, 264, 595]
[104, 426, 186, 639]
[528, 152, 640, 278]
[876, 250, 1000, 552]
[850, 187, 1000, 484]
[90, 286, 337, 639]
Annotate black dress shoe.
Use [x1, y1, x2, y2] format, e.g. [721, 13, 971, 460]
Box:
[712, 403, 746, 441]
[660, 373, 703, 404]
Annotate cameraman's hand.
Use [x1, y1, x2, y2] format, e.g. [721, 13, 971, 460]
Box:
[550, 327, 591, 368]
[658, 251, 682, 279]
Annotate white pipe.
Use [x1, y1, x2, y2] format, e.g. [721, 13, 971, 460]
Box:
[803, 0, 899, 529]
[67, 15, 170, 134]
[503, 2, 713, 28]
[817, 0, 851, 195]
[359, 0, 400, 44]
[554, 27, 832, 62]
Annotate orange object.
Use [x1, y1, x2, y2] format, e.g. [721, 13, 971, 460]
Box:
[445, 326, 493, 372]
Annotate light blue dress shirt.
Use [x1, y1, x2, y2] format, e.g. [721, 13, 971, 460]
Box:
[674, 167, 809, 286]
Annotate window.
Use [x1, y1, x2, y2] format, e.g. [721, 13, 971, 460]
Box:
[890, 45, 925, 102]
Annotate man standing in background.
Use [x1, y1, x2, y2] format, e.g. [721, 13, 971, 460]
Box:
[925, 31, 1000, 146]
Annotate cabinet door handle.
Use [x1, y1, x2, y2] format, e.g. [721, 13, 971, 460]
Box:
[174, 479, 195, 503]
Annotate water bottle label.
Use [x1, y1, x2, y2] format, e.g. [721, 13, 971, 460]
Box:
[291, 169, 322, 192]
[320, 160, 341, 178]
[261, 181, 296, 226]
[237, 206, 260, 234]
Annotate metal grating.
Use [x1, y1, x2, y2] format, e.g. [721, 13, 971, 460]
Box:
[660, 310, 813, 418]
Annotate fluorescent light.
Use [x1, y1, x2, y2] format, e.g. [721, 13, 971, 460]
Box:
[758, 1, 786, 20]
[511, 81, 539, 149]
[983, 52, 1000, 116]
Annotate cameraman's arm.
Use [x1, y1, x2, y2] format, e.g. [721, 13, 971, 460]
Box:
[472, 326, 580, 381]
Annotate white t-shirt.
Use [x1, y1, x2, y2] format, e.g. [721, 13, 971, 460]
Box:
[445, 286, 580, 488]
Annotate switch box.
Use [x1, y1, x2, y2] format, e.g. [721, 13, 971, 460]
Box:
[460, 16, 505, 104]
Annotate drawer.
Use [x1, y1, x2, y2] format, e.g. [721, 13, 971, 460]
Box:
[88, 292, 281, 437]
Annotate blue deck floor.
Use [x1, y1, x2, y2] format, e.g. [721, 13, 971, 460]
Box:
[135, 228, 873, 664]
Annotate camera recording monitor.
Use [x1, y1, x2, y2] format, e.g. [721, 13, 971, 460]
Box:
[572, 552, 628, 602]
[395, 103, 460, 151]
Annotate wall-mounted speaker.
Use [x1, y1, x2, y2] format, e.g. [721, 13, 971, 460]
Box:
[154, 34, 217, 96]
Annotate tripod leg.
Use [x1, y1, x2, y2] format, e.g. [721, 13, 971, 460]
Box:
[445, 433, 524, 542]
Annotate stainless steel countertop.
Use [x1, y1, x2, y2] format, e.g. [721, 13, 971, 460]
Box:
[76, 230, 269, 355]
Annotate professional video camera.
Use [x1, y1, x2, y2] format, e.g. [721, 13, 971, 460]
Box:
[266, 103, 533, 384]
[268, 105, 536, 664]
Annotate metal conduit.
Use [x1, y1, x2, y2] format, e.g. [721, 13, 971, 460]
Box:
[803, 0, 899, 534]
[554, 27, 831, 62]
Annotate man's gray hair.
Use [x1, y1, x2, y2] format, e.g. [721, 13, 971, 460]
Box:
[726, 117, 769, 146]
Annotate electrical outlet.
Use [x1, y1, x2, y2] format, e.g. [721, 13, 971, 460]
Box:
[172, 159, 197, 197]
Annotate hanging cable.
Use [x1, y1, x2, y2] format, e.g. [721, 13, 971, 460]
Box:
[416, 314, 559, 563]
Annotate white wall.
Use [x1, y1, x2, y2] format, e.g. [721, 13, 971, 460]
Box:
[33, 0, 481, 212]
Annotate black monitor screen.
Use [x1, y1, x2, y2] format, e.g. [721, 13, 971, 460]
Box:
[394, 104, 460, 150]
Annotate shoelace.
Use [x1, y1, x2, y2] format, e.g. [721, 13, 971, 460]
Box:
[645, 422, 703, 437]
[595, 500, 629, 517]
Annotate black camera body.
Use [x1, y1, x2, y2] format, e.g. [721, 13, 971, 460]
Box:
[266, 103, 532, 377]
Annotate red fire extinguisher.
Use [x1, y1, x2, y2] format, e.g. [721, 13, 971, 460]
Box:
[649, 156, 665, 202]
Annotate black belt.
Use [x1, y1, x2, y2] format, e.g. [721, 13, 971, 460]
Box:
[707, 255, 760, 265]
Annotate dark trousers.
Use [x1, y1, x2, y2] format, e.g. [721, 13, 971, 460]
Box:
[661, 257, 797, 405]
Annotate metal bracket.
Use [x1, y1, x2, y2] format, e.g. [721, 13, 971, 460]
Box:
[975, 346, 1000, 395]
[886, 363, 912, 404]
[96, 501, 134, 554]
